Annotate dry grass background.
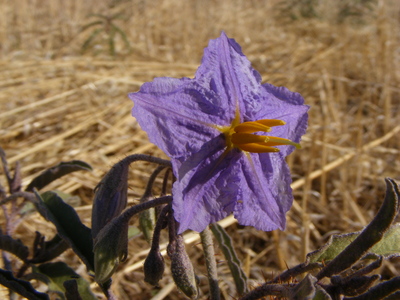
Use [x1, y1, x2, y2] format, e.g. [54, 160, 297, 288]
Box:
[0, 0, 400, 299]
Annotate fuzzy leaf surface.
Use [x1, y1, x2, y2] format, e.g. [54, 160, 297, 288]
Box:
[0, 269, 49, 300]
[308, 223, 400, 263]
[35, 262, 96, 300]
[26, 160, 92, 192]
[34, 191, 94, 271]
[0, 234, 29, 262]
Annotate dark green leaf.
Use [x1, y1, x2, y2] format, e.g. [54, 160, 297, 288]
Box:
[26, 160, 92, 192]
[64, 280, 83, 300]
[340, 275, 380, 297]
[30, 234, 69, 264]
[93, 193, 172, 283]
[0, 269, 49, 300]
[33, 191, 94, 271]
[35, 262, 96, 300]
[316, 178, 399, 279]
[91, 156, 130, 239]
[52, 190, 81, 207]
[345, 276, 400, 299]
[0, 234, 29, 262]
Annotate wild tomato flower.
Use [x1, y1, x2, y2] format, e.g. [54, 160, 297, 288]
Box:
[129, 32, 309, 233]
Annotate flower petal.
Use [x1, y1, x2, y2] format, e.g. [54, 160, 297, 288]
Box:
[233, 152, 293, 231]
[195, 32, 263, 123]
[130, 78, 225, 158]
[243, 84, 309, 156]
[172, 143, 243, 233]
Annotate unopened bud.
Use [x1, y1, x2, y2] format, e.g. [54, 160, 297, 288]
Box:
[139, 206, 156, 243]
[168, 235, 199, 299]
[143, 248, 165, 286]
[92, 158, 130, 239]
[94, 218, 128, 284]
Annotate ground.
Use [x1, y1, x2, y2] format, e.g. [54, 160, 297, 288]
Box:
[0, 0, 399, 299]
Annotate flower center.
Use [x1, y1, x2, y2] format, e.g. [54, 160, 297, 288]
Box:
[220, 112, 300, 153]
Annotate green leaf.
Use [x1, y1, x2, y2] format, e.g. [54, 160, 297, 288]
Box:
[34, 262, 96, 300]
[0, 269, 49, 300]
[0, 234, 29, 262]
[315, 178, 399, 279]
[369, 223, 400, 257]
[308, 223, 400, 264]
[308, 231, 358, 263]
[313, 285, 332, 300]
[210, 223, 248, 295]
[33, 191, 94, 271]
[309, 178, 400, 265]
[289, 274, 316, 300]
[26, 160, 92, 192]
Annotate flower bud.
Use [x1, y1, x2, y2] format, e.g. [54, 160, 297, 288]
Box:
[143, 248, 165, 286]
[91, 158, 130, 239]
[168, 235, 199, 299]
[94, 218, 128, 284]
[139, 205, 156, 244]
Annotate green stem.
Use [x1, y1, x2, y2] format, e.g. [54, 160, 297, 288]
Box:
[200, 226, 220, 300]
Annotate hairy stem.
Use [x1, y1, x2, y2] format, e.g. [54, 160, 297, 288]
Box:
[200, 226, 220, 300]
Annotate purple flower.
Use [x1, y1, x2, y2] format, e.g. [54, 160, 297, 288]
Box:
[129, 32, 309, 233]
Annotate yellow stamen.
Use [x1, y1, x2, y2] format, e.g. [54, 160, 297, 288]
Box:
[232, 133, 301, 150]
[264, 136, 301, 149]
[231, 133, 269, 144]
[218, 108, 300, 154]
[238, 143, 280, 153]
[256, 119, 286, 127]
[234, 122, 272, 134]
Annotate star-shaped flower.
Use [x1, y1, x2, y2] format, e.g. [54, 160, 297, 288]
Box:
[129, 32, 309, 233]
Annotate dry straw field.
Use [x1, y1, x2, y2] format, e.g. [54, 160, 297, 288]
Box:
[0, 0, 400, 299]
